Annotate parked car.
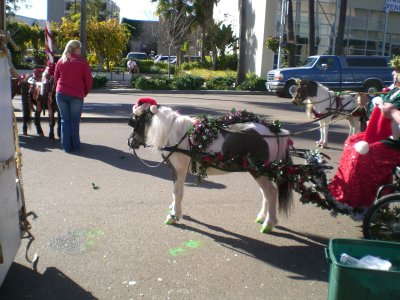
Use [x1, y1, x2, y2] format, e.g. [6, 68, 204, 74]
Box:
[126, 52, 149, 60]
[154, 54, 177, 64]
[266, 55, 394, 98]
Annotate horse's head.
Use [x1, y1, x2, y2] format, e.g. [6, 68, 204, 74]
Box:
[128, 98, 159, 149]
[291, 78, 319, 106]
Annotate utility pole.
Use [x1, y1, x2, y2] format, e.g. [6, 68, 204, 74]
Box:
[80, 0, 87, 57]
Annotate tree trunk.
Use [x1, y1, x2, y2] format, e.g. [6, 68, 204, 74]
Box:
[335, 0, 347, 55]
[308, 0, 316, 56]
[287, 0, 295, 67]
[236, 0, 246, 86]
[80, 0, 87, 58]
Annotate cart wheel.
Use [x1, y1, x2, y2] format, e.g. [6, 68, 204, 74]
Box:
[362, 193, 400, 242]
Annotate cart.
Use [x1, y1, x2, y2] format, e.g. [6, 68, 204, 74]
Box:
[292, 148, 400, 242]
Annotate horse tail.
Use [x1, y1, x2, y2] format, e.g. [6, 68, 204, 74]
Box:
[276, 135, 293, 215]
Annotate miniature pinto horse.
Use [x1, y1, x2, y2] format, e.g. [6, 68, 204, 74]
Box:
[12, 67, 61, 140]
[292, 79, 364, 148]
[128, 98, 293, 233]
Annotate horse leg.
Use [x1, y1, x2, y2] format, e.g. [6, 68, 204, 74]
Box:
[317, 120, 328, 148]
[34, 111, 44, 136]
[165, 155, 189, 225]
[348, 116, 360, 135]
[22, 121, 28, 136]
[48, 104, 56, 142]
[48, 114, 55, 141]
[254, 176, 278, 233]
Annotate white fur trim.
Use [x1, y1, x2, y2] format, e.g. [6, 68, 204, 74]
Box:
[133, 106, 143, 116]
[150, 105, 158, 114]
[372, 96, 383, 107]
[354, 141, 369, 154]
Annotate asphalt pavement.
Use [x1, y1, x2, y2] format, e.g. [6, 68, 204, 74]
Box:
[2, 85, 362, 300]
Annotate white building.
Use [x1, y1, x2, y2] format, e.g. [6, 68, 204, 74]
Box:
[215, 0, 400, 76]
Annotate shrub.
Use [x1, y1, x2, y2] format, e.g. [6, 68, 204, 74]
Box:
[205, 76, 235, 90]
[215, 54, 238, 71]
[180, 60, 211, 70]
[134, 76, 171, 90]
[92, 74, 108, 89]
[170, 75, 204, 90]
[136, 59, 154, 73]
[238, 73, 267, 91]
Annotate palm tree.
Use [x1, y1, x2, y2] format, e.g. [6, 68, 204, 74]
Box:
[286, 0, 295, 67]
[193, 0, 220, 60]
[334, 0, 347, 55]
[308, 0, 316, 56]
[236, 0, 246, 86]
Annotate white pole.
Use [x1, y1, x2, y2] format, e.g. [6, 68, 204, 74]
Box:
[383, 10, 389, 56]
[332, 0, 340, 55]
[277, 0, 287, 69]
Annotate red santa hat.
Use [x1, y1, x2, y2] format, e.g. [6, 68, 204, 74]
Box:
[132, 97, 159, 115]
[354, 106, 392, 154]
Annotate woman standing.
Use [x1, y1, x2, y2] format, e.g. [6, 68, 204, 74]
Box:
[54, 40, 92, 153]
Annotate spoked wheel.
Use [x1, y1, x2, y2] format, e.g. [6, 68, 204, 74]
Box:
[363, 193, 400, 242]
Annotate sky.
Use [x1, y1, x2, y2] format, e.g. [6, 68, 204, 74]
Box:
[15, 0, 238, 33]
[15, 0, 159, 21]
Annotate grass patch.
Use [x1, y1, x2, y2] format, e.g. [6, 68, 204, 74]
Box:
[180, 68, 236, 80]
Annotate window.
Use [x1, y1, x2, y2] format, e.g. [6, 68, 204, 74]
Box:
[346, 57, 388, 67]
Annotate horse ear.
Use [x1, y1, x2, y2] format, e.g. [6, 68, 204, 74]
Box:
[150, 105, 158, 114]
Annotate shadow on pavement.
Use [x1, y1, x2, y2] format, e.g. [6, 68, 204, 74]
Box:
[70, 143, 226, 190]
[179, 215, 329, 282]
[0, 264, 96, 300]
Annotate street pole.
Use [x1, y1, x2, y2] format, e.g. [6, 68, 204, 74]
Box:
[383, 10, 389, 56]
[332, 0, 339, 54]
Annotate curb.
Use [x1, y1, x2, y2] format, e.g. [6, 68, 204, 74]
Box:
[91, 88, 274, 96]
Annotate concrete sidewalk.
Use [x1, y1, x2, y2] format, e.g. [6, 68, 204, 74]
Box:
[13, 81, 274, 123]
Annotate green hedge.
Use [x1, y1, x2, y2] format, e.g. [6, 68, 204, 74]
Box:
[132, 73, 267, 91]
[205, 76, 236, 90]
[92, 74, 108, 89]
[238, 73, 267, 91]
[170, 75, 204, 90]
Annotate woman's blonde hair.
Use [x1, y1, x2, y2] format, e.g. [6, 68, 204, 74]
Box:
[60, 40, 81, 63]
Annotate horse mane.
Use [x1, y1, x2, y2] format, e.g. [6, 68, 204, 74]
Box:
[146, 106, 194, 149]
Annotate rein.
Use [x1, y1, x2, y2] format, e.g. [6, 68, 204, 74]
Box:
[290, 104, 364, 137]
[132, 132, 189, 168]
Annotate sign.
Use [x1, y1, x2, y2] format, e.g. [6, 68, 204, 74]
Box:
[385, 0, 400, 12]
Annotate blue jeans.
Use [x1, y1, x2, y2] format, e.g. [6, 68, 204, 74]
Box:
[56, 93, 83, 152]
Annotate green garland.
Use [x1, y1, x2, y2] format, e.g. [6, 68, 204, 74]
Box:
[186, 109, 338, 212]
[188, 109, 281, 153]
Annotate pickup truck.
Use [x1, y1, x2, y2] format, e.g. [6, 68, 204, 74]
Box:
[266, 55, 394, 98]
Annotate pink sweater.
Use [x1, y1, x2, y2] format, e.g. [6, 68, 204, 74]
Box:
[54, 54, 93, 100]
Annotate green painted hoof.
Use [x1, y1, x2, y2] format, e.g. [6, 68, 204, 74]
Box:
[260, 225, 274, 234]
[255, 217, 264, 224]
[165, 215, 178, 225]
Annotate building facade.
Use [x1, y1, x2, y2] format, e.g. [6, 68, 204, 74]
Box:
[215, 0, 400, 77]
[47, 0, 120, 23]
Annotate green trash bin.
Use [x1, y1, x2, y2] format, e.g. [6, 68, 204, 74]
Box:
[325, 238, 400, 300]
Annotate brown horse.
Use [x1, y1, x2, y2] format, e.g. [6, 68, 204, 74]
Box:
[11, 68, 60, 140]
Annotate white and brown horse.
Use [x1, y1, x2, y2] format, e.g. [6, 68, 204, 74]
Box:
[12, 66, 60, 140]
[128, 98, 294, 233]
[292, 79, 365, 148]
